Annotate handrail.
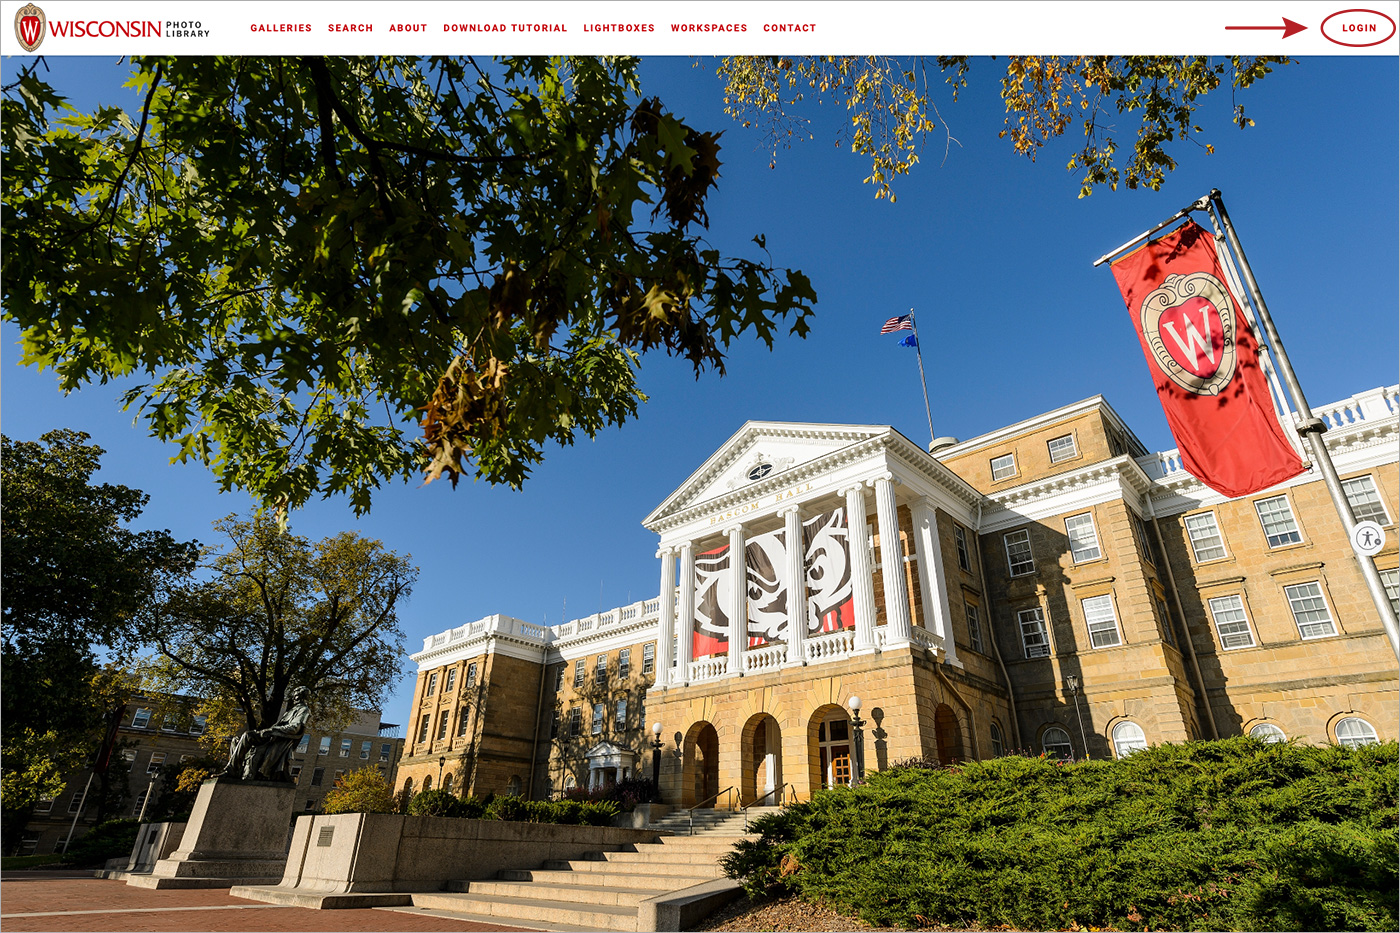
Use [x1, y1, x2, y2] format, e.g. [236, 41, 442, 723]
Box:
[742, 783, 796, 831]
[686, 785, 735, 835]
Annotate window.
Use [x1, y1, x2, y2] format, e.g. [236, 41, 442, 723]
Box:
[68, 785, 88, 813]
[1065, 513, 1102, 563]
[1207, 595, 1256, 649]
[595, 654, 608, 683]
[442, 773, 454, 794]
[189, 714, 207, 736]
[132, 708, 152, 729]
[436, 713, 449, 741]
[964, 602, 984, 654]
[444, 668, 457, 692]
[990, 453, 1017, 481]
[616, 697, 627, 727]
[290, 764, 303, 780]
[380, 743, 392, 763]
[35, 795, 54, 814]
[121, 749, 137, 763]
[1156, 596, 1177, 648]
[989, 721, 1005, 758]
[1041, 727, 1072, 760]
[457, 708, 469, 738]
[305, 800, 316, 811]
[147, 752, 166, 775]
[1004, 530, 1035, 576]
[1284, 582, 1336, 639]
[569, 707, 582, 738]
[426, 671, 438, 696]
[296, 734, 310, 754]
[340, 738, 352, 757]
[550, 711, 560, 739]
[1335, 717, 1379, 748]
[417, 715, 429, 744]
[1082, 594, 1122, 648]
[1255, 496, 1302, 548]
[319, 736, 332, 755]
[1132, 515, 1156, 566]
[161, 713, 178, 732]
[465, 662, 478, 689]
[1380, 568, 1399, 615]
[1342, 475, 1390, 524]
[591, 703, 604, 735]
[1047, 433, 1077, 463]
[573, 659, 585, 688]
[618, 648, 631, 678]
[1111, 722, 1148, 758]
[1183, 512, 1227, 562]
[422, 775, 433, 792]
[954, 525, 971, 572]
[642, 643, 655, 675]
[554, 665, 565, 691]
[131, 786, 149, 817]
[334, 770, 344, 784]
[1249, 723, 1286, 743]
[360, 741, 371, 760]
[1018, 607, 1050, 658]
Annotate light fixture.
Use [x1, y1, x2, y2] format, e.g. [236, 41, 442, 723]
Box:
[848, 695, 862, 711]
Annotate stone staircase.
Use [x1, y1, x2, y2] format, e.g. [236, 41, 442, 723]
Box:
[398, 808, 780, 931]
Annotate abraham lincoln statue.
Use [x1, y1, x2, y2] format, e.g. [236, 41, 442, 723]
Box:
[220, 686, 311, 782]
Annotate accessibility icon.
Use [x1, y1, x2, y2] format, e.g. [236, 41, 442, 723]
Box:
[1351, 520, 1387, 557]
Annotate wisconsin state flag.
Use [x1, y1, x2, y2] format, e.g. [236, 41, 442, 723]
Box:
[1111, 221, 1304, 498]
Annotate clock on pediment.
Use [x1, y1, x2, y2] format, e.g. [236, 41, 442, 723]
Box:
[726, 451, 796, 489]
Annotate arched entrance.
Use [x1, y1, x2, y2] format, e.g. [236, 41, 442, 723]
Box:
[740, 713, 782, 805]
[934, 703, 964, 764]
[682, 721, 720, 807]
[809, 705, 853, 789]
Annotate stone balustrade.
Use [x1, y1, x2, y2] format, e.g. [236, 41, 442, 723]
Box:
[688, 655, 728, 681]
[743, 642, 787, 673]
[805, 628, 855, 662]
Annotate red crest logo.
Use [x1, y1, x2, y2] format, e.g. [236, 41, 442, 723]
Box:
[15, 3, 45, 51]
[1139, 272, 1238, 396]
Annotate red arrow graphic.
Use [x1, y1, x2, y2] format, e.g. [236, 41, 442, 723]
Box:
[1226, 17, 1308, 38]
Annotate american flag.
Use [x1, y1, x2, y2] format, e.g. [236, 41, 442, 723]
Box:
[880, 314, 913, 334]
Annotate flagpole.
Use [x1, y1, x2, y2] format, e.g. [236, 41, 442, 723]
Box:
[908, 310, 936, 448]
[1206, 189, 1400, 659]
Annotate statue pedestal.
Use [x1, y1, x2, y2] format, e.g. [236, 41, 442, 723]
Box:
[127, 777, 295, 889]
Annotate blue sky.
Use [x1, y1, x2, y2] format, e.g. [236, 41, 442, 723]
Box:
[3, 55, 1396, 725]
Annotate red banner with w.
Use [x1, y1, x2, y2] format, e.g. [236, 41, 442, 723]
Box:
[1111, 221, 1304, 498]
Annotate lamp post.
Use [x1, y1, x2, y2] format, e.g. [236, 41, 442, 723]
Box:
[848, 696, 866, 783]
[437, 755, 445, 789]
[650, 722, 664, 803]
[1066, 675, 1090, 760]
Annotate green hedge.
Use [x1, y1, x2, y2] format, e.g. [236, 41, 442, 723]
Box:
[722, 738, 1398, 931]
[62, 819, 141, 868]
[405, 789, 616, 826]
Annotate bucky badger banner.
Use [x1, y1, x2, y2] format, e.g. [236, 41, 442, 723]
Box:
[1110, 221, 1304, 498]
[691, 506, 858, 659]
[802, 508, 855, 634]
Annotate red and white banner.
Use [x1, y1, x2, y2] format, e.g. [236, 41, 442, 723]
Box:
[1111, 220, 1304, 498]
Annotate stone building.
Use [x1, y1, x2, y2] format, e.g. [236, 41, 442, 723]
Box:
[16, 698, 404, 855]
[395, 384, 1398, 806]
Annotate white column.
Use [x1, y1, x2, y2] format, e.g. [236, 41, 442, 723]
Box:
[655, 547, 676, 688]
[781, 506, 808, 667]
[912, 497, 961, 667]
[843, 485, 878, 653]
[677, 543, 695, 684]
[874, 476, 913, 647]
[727, 525, 748, 675]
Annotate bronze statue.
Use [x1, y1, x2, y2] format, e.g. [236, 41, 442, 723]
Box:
[221, 686, 311, 782]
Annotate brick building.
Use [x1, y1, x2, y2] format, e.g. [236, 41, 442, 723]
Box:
[396, 384, 1398, 806]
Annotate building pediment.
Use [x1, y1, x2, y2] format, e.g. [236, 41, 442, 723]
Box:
[584, 741, 636, 764]
[642, 421, 892, 529]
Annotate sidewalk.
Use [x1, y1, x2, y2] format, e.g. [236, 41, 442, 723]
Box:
[0, 872, 534, 932]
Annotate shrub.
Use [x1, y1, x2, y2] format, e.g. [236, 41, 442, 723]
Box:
[457, 793, 492, 819]
[406, 788, 462, 817]
[321, 767, 397, 815]
[485, 794, 530, 822]
[62, 819, 140, 867]
[722, 738, 1399, 932]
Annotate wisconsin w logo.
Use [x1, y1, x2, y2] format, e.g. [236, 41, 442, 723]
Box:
[15, 4, 45, 51]
[1139, 272, 1238, 396]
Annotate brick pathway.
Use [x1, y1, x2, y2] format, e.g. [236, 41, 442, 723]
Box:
[0, 873, 533, 932]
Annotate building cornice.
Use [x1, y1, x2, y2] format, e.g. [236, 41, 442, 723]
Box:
[934, 395, 1149, 460]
